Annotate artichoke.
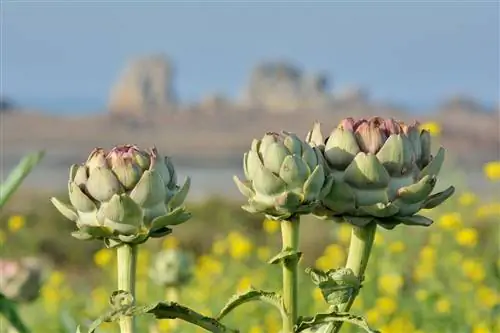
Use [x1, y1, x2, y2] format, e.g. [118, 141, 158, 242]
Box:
[51, 145, 191, 247]
[233, 131, 332, 220]
[0, 257, 45, 303]
[306, 117, 455, 229]
[149, 249, 193, 288]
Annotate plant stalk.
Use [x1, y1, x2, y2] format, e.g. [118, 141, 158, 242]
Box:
[332, 222, 377, 333]
[280, 217, 300, 333]
[117, 244, 138, 333]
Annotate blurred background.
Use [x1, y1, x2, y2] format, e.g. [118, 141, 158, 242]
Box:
[1, 1, 499, 333]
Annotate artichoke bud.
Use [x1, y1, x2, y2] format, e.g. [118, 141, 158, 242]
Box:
[51, 144, 191, 246]
[307, 267, 360, 307]
[149, 249, 193, 288]
[305, 121, 325, 148]
[310, 117, 454, 229]
[0, 258, 45, 303]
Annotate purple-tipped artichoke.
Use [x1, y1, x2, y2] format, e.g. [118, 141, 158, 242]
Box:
[51, 145, 191, 247]
[306, 117, 455, 229]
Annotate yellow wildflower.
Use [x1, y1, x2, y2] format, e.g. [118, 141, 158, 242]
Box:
[158, 319, 173, 332]
[472, 323, 491, 333]
[476, 286, 498, 308]
[388, 241, 405, 254]
[383, 315, 416, 332]
[248, 326, 263, 333]
[419, 121, 441, 136]
[484, 160, 500, 181]
[415, 289, 428, 301]
[476, 203, 500, 218]
[257, 246, 271, 262]
[91, 287, 109, 309]
[420, 246, 436, 262]
[162, 237, 179, 249]
[378, 274, 404, 296]
[7, 215, 25, 233]
[438, 213, 462, 230]
[455, 228, 478, 247]
[312, 288, 324, 303]
[263, 219, 280, 234]
[435, 297, 451, 313]
[93, 248, 113, 268]
[227, 232, 253, 260]
[375, 297, 397, 315]
[461, 259, 485, 282]
[365, 308, 380, 325]
[265, 313, 281, 333]
[458, 192, 477, 206]
[237, 277, 252, 292]
[195, 255, 223, 280]
[323, 244, 346, 267]
[47, 271, 65, 286]
[374, 232, 384, 246]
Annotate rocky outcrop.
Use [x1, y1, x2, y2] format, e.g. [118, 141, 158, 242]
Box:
[239, 61, 332, 112]
[108, 55, 177, 115]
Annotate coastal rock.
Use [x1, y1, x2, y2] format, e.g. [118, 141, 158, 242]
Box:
[239, 60, 332, 112]
[108, 54, 177, 115]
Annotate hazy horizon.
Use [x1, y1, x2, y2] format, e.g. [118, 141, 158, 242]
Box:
[2, 1, 499, 114]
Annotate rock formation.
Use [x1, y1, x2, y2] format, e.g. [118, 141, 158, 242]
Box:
[239, 61, 332, 112]
[108, 54, 177, 115]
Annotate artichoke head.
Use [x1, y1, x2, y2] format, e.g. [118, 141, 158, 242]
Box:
[234, 131, 333, 221]
[306, 117, 455, 229]
[149, 249, 193, 288]
[50, 145, 191, 247]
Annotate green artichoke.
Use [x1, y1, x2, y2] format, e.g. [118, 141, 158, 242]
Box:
[149, 249, 193, 288]
[306, 117, 455, 229]
[233, 131, 332, 220]
[50, 145, 191, 247]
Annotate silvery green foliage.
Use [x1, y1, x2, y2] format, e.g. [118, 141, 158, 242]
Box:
[51, 145, 191, 247]
[306, 267, 360, 309]
[149, 249, 193, 288]
[0, 257, 45, 303]
[306, 118, 455, 229]
[234, 131, 333, 221]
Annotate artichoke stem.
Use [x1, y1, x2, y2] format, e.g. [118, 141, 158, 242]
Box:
[280, 217, 300, 333]
[332, 222, 376, 333]
[117, 244, 138, 333]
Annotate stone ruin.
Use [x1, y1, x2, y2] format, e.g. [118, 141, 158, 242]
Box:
[108, 54, 177, 116]
[238, 61, 334, 112]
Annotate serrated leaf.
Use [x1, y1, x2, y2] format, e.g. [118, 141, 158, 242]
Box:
[0, 293, 31, 333]
[295, 310, 380, 333]
[268, 248, 303, 265]
[82, 299, 238, 333]
[216, 289, 286, 321]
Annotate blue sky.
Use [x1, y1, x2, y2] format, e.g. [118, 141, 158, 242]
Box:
[2, 0, 499, 113]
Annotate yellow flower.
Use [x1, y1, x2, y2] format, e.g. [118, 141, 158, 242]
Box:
[227, 232, 253, 260]
[257, 246, 271, 262]
[263, 219, 280, 234]
[211, 239, 227, 256]
[158, 319, 173, 332]
[7, 215, 25, 233]
[461, 259, 485, 282]
[91, 287, 109, 308]
[312, 288, 324, 303]
[162, 237, 179, 249]
[248, 326, 263, 333]
[375, 297, 397, 315]
[388, 241, 405, 254]
[365, 308, 380, 325]
[435, 297, 451, 314]
[419, 246, 436, 262]
[484, 160, 500, 181]
[378, 274, 404, 296]
[415, 289, 428, 301]
[475, 203, 500, 218]
[47, 271, 65, 286]
[351, 296, 364, 311]
[195, 255, 223, 279]
[476, 286, 498, 309]
[265, 313, 281, 333]
[419, 121, 441, 136]
[438, 213, 462, 230]
[458, 192, 477, 206]
[93, 248, 113, 268]
[455, 228, 478, 247]
[472, 323, 492, 333]
[338, 224, 351, 244]
[374, 232, 384, 246]
[237, 277, 253, 292]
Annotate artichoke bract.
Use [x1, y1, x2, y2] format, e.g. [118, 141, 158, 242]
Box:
[306, 117, 455, 229]
[51, 145, 191, 247]
[233, 131, 332, 220]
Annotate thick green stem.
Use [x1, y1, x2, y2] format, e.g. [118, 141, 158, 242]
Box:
[332, 222, 377, 333]
[117, 244, 138, 333]
[280, 217, 300, 333]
